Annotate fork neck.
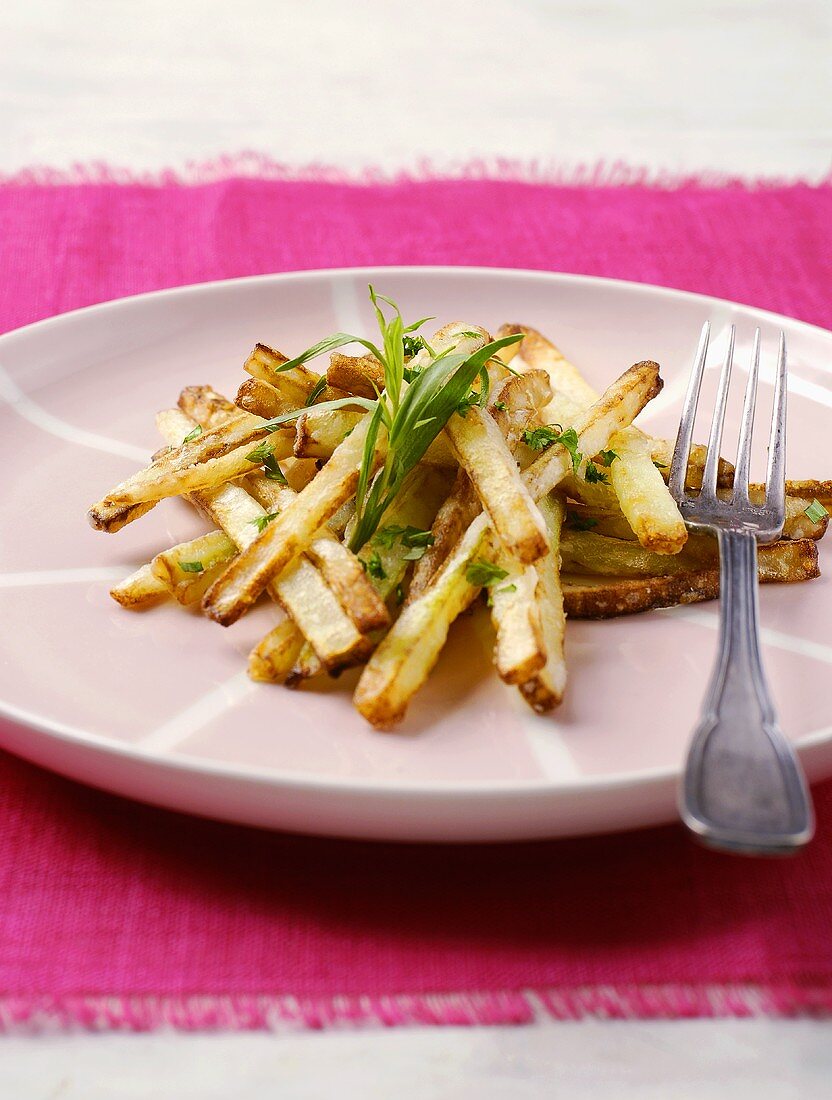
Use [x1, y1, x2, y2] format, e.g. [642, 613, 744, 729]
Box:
[712, 529, 772, 716]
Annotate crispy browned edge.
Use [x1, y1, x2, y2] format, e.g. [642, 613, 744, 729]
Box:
[326, 353, 385, 398]
[563, 540, 820, 619]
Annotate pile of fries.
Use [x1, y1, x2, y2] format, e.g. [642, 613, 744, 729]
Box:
[92, 300, 830, 728]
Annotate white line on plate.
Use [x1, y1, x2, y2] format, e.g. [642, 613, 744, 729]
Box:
[525, 722, 580, 781]
[668, 605, 832, 664]
[0, 361, 148, 462]
[138, 670, 257, 752]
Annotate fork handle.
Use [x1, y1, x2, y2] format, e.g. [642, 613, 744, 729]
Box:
[680, 529, 814, 855]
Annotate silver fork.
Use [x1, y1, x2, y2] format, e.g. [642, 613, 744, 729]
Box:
[669, 322, 814, 856]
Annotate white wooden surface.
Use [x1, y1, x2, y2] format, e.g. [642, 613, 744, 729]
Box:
[1, 0, 830, 180]
[1, 1, 831, 1096]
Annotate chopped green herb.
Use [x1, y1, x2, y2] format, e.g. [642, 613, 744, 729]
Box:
[304, 376, 328, 407]
[362, 550, 387, 580]
[804, 499, 829, 524]
[521, 424, 582, 474]
[653, 459, 669, 470]
[374, 525, 434, 559]
[179, 560, 204, 573]
[343, 427, 354, 439]
[245, 441, 274, 464]
[182, 424, 203, 444]
[497, 583, 517, 596]
[598, 449, 619, 466]
[395, 582, 405, 605]
[568, 514, 598, 531]
[522, 425, 560, 450]
[492, 400, 507, 412]
[402, 527, 433, 549]
[402, 334, 426, 358]
[263, 455, 288, 483]
[277, 285, 521, 551]
[466, 559, 509, 588]
[375, 524, 406, 549]
[584, 461, 609, 485]
[250, 511, 279, 533]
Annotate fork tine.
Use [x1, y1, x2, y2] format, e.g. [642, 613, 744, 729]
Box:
[700, 325, 736, 498]
[732, 327, 761, 503]
[765, 331, 787, 523]
[669, 321, 710, 500]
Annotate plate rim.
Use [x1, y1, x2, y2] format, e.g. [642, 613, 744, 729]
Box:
[2, 264, 831, 807]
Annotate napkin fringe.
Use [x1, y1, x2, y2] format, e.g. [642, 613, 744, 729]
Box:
[2, 154, 831, 190]
[1, 985, 830, 1032]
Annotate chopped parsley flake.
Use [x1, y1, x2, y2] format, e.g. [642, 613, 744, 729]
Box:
[182, 425, 203, 444]
[521, 424, 582, 474]
[466, 559, 509, 588]
[568, 514, 599, 531]
[584, 461, 609, 484]
[179, 560, 204, 573]
[402, 334, 426, 358]
[251, 512, 279, 533]
[598, 449, 619, 466]
[374, 525, 434, 559]
[363, 550, 387, 580]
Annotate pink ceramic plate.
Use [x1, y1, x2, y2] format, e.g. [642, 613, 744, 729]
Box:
[1, 267, 831, 841]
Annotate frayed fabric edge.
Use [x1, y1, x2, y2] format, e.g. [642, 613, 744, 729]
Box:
[1, 154, 831, 189]
[2, 985, 830, 1033]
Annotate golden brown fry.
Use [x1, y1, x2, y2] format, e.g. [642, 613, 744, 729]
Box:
[294, 407, 366, 459]
[607, 430, 687, 554]
[561, 528, 819, 581]
[158, 408, 373, 670]
[569, 489, 829, 543]
[89, 499, 157, 534]
[649, 439, 734, 489]
[427, 325, 548, 565]
[109, 564, 171, 608]
[327, 352, 385, 398]
[151, 529, 237, 605]
[523, 361, 663, 501]
[408, 369, 551, 601]
[562, 571, 721, 618]
[518, 493, 567, 712]
[248, 618, 307, 683]
[177, 385, 237, 423]
[91, 385, 295, 510]
[501, 325, 686, 553]
[497, 323, 597, 416]
[203, 412, 386, 626]
[356, 363, 665, 726]
[489, 556, 544, 685]
[354, 514, 490, 727]
[243, 344, 314, 402]
[782, 481, 832, 509]
[287, 642, 325, 687]
[247, 473, 390, 634]
[562, 539, 820, 618]
[234, 377, 295, 420]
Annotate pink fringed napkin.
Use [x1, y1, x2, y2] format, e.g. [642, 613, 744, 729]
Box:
[1, 173, 831, 1031]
